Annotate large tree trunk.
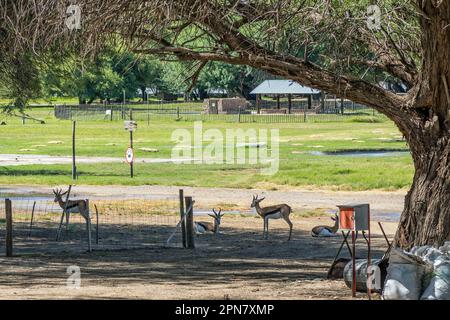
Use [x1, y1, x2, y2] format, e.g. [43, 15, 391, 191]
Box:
[395, 133, 450, 249]
[394, 1, 450, 249]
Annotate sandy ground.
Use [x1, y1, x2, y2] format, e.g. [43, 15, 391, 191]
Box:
[1, 184, 406, 219]
[0, 216, 396, 300]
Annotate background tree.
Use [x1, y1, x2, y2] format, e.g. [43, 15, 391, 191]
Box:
[1, 0, 449, 248]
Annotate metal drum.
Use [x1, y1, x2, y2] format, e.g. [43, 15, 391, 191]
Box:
[343, 258, 388, 293]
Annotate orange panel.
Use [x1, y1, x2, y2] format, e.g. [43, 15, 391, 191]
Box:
[339, 209, 354, 230]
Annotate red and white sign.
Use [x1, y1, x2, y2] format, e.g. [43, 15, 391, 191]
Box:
[125, 147, 134, 164]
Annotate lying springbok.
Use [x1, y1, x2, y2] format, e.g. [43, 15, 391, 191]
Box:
[53, 188, 90, 226]
[251, 195, 293, 241]
[311, 213, 339, 237]
[194, 208, 224, 235]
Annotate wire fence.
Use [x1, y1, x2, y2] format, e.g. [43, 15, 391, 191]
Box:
[54, 100, 384, 123]
[0, 198, 188, 255]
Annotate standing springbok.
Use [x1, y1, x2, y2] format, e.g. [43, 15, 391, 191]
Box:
[53, 188, 90, 226]
[194, 208, 224, 235]
[311, 213, 339, 237]
[251, 195, 293, 241]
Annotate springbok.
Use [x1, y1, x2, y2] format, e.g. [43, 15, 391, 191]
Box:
[194, 208, 224, 235]
[251, 195, 293, 241]
[53, 188, 90, 226]
[311, 213, 339, 237]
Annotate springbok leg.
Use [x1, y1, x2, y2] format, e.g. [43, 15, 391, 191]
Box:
[285, 217, 293, 241]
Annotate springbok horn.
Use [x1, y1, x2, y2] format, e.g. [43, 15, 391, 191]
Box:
[208, 214, 216, 219]
[212, 208, 217, 215]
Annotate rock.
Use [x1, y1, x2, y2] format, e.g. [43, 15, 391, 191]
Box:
[139, 147, 159, 152]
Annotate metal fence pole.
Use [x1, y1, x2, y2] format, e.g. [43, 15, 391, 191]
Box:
[5, 199, 13, 257]
[184, 196, 195, 249]
[179, 189, 187, 248]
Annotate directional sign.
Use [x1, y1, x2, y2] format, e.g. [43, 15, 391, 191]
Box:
[125, 147, 134, 164]
[124, 120, 137, 132]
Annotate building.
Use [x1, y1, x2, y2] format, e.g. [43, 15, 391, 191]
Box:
[250, 80, 321, 114]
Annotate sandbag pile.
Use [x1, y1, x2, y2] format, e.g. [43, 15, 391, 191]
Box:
[383, 242, 450, 300]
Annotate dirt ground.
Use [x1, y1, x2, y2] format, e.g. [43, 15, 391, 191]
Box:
[0, 216, 396, 300]
[1, 184, 406, 217]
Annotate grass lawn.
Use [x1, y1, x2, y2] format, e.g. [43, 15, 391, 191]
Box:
[0, 108, 414, 190]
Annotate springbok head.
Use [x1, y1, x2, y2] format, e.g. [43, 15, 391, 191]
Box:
[52, 188, 68, 202]
[331, 213, 338, 222]
[209, 208, 224, 226]
[250, 194, 265, 208]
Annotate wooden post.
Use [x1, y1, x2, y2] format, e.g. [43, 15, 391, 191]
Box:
[72, 121, 77, 180]
[288, 94, 292, 114]
[276, 94, 280, 109]
[94, 204, 99, 245]
[238, 106, 241, 123]
[184, 196, 195, 249]
[334, 95, 338, 113]
[177, 106, 180, 119]
[320, 92, 325, 113]
[308, 95, 312, 109]
[179, 190, 187, 248]
[5, 199, 13, 257]
[256, 94, 261, 114]
[341, 97, 345, 115]
[28, 201, 36, 237]
[86, 199, 92, 252]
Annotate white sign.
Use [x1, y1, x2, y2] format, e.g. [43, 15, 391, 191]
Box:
[124, 120, 137, 132]
[125, 147, 134, 164]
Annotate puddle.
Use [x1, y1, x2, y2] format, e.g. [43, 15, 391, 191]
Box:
[310, 149, 409, 157]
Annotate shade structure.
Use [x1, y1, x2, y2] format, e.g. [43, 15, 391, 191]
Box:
[250, 80, 320, 95]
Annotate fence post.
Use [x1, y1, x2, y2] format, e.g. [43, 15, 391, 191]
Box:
[238, 106, 241, 123]
[5, 199, 13, 257]
[303, 108, 307, 123]
[28, 201, 36, 237]
[179, 189, 187, 248]
[72, 120, 77, 180]
[184, 196, 195, 249]
[94, 204, 99, 245]
[86, 199, 92, 252]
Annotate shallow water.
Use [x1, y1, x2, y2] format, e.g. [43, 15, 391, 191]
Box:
[310, 150, 409, 157]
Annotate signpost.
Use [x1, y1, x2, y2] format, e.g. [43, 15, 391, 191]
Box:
[124, 112, 137, 178]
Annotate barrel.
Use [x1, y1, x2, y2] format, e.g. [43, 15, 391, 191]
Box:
[343, 259, 388, 293]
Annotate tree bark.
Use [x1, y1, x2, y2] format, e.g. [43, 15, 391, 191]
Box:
[393, 1, 450, 249]
[395, 133, 450, 249]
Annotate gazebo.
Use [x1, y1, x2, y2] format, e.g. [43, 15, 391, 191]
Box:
[250, 80, 320, 114]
